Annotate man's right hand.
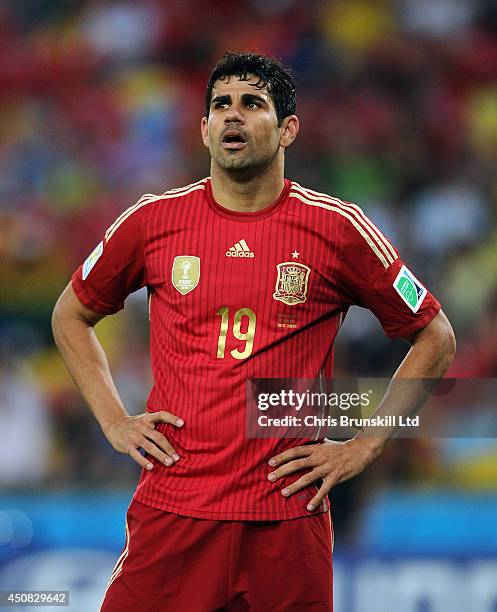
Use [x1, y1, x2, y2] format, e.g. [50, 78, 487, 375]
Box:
[104, 411, 185, 470]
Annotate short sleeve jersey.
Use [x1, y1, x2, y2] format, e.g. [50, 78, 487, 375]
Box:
[72, 178, 441, 520]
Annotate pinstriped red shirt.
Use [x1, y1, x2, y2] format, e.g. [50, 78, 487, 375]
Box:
[72, 177, 440, 520]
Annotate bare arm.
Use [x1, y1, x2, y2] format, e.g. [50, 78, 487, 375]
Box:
[266, 309, 456, 511]
[52, 283, 184, 470]
[352, 307, 457, 453]
[392, 307, 457, 377]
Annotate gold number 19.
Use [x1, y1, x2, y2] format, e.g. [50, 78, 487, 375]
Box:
[216, 307, 256, 360]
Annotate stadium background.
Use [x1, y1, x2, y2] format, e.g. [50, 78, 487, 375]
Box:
[1, 0, 496, 610]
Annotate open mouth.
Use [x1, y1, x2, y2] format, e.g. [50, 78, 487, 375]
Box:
[222, 130, 247, 150]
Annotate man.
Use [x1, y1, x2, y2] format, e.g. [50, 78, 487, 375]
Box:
[52, 52, 456, 611]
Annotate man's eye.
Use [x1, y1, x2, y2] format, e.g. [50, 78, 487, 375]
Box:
[215, 102, 228, 109]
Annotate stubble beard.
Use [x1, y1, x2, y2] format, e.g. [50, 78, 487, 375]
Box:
[213, 142, 280, 178]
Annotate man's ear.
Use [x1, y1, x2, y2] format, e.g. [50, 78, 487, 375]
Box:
[201, 116, 209, 148]
[280, 115, 299, 149]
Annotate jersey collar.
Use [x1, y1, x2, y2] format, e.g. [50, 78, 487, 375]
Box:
[205, 177, 291, 222]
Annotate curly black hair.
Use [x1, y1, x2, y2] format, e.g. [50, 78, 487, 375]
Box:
[205, 52, 296, 126]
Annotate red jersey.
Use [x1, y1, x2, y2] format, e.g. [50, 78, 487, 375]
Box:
[72, 178, 441, 520]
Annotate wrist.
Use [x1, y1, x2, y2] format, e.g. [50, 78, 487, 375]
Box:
[101, 412, 129, 437]
[349, 436, 386, 461]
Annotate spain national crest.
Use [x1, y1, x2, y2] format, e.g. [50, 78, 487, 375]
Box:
[172, 256, 200, 295]
[273, 262, 311, 305]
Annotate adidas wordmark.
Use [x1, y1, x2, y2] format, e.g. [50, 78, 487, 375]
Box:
[225, 239, 255, 258]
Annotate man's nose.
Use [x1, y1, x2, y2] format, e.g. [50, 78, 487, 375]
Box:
[224, 103, 244, 123]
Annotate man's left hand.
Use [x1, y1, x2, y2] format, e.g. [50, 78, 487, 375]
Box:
[267, 438, 383, 511]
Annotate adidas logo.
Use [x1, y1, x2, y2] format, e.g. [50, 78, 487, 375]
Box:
[225, 239, 255, 258]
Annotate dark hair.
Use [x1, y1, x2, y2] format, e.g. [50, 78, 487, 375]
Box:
[205, 52, 296, 126]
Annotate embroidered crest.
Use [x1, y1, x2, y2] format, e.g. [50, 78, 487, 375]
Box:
[273, 262, 311, 305]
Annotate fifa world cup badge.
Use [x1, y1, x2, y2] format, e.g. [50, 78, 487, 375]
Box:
[393, 264, 427, 313]
[82, 241, 103, 280]
[273, 262, 311, 305]
[172, 256, 200, 295]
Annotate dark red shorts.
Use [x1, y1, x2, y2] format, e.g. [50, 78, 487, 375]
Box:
[100, 499, 333, 611]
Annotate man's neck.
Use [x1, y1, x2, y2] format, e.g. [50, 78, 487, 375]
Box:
[210, 164, 285, 213]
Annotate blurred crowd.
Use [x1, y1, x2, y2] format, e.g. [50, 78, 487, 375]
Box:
[1, 0, 496, 535]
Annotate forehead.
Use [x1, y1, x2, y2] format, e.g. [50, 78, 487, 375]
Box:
[211, 75, 272, 103]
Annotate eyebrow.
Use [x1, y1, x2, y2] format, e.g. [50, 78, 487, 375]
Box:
[211, 93, 268, 107]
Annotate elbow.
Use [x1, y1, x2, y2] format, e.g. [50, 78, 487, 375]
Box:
[441, 323, 457, 372]
[433, 313, 457, 373]
[409, 309, 457, 375]
[51, 296, 64, 345]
